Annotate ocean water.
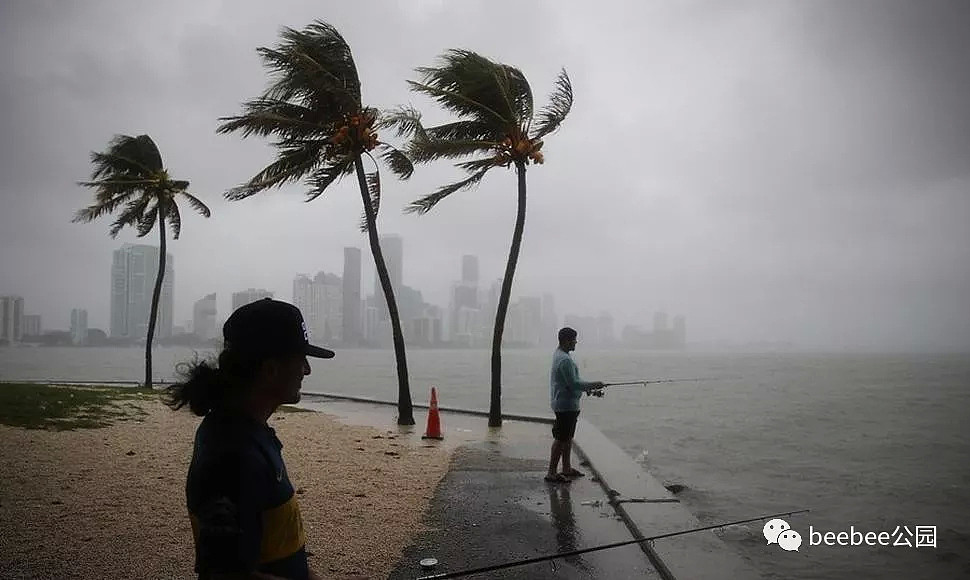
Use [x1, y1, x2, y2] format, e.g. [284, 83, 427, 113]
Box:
[1, 346, 968, 579]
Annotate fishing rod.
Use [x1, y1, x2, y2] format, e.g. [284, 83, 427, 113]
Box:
[416, 508, 810, 579]
[602, 377, 727, 387]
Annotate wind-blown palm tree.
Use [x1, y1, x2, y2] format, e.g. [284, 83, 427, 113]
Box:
[74, 134, 211, 390]
[390, 50, 573, 427]
[217, 20, 417, 425]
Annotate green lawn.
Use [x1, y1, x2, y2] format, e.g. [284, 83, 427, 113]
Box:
[0, 382, 155, 431]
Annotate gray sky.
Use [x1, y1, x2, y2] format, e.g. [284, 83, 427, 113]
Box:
[1, 0, 968, 351]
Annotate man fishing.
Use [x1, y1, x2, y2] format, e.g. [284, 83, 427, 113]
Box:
[546, 327, 605, 483]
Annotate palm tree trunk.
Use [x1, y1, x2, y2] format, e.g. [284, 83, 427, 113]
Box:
[354, 157, 414, 425]
[144, 212, 166, 390]
[489, 161, 528, 427]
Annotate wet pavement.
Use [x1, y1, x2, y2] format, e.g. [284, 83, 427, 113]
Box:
[299, 395, 758, 580]
[386, 437, 661, 580]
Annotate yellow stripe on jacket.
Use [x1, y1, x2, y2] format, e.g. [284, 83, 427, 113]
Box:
[259, 495, 306, 563]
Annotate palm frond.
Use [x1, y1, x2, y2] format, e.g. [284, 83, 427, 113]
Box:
[409, 138, 496, 164]
[88, 135, 163, 179]
[256, 20, 361, 114]
[106, 196, 151, 238]
[73, 190, 142, 223]
[492, 63, 533, 129]
[407, 80, 509, 127]
[166, 200, 182, 240]
[226, 140, 327, 200]
[135, 204, 159, 237]
[424, 120, 497, 142]
[456, 156, 503, 173]
[179, 192, 211, 218]
[377, 143, 414, 180]
[530, 69, 573, 139]
[405, 168, 490, 214]
[217, 99, 335, 140]
[304, 155, 355, 202]
[378, 105, 428, 141]
[411, 49, 531, 126]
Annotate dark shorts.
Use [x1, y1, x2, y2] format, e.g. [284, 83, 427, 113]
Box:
[552, 411, 580, 441]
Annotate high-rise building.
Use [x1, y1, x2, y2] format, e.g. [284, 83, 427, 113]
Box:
[293, 274, 341, 343]
[596, 311, 615, 345]
[231, 288, 273, 311]
[449, 255, 482, 344]
[109, 244, 174, 340]
[22, 314, 41, 337]
[541, 293, 557, 342]
[314, 272, 342, 343]
[373, 234, 403, 320]
[673, 315, 687, 348]
[342, 247, 362, 346]
[0, 296, 24, 344]
[71, 308, 88, 345]
[461, 254, 478, 285]
[192, 293, 217, 340]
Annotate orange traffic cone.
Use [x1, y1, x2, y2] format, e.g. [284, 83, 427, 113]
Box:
[422, 386, 444, 440]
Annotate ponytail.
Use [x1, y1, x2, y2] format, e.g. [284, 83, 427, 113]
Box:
[164, 350, 263, 416]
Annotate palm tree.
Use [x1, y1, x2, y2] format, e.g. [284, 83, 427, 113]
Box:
[390, 50, 573, 427]
[74, 134, 211, 390]
[217, 20, 416, 425]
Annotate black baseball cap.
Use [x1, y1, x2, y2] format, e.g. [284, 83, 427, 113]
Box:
[223, 298, 335, 359]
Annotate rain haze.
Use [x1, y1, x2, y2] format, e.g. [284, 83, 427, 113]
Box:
[1, 0, 968, 352]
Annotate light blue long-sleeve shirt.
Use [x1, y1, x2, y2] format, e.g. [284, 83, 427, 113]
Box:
[550, 348, 595, 412]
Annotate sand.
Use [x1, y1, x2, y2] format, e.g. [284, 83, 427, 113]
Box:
[0, 397, 451, 579]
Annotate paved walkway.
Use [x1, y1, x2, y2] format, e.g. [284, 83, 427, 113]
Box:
[301, 394, 762, 580]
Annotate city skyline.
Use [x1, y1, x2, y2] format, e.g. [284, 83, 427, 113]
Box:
[2, 1, 968, 352]
[1, 239, 688, 350]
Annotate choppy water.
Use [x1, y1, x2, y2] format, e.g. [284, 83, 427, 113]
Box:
[2, 346, 968, 579]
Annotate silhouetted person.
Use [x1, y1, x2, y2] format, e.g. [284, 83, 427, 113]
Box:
[166, 298, 338, 580]
[546, 327, 604, 483]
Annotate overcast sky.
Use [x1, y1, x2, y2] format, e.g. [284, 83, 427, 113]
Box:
[1, 0, 968, 351]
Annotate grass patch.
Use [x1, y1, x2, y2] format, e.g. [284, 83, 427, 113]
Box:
[277, 405, 314, 414]
[0, 382, 157, 431]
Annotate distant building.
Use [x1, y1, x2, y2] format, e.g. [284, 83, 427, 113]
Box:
[293, 273, 342, 343]
[0, 296, 24, 344]
[342, 247, 362, 346]
[71, 308, 88, 345]
[596, 311, 615, 345]
[541, 293, 558, 343]
[231, 288, 273, 311]
[22, 314, 41, 337]
[461, 255, 478, 285]
[110, 244, 174, 340]
[621, 312, 687, 349]
[192, 293, 218, 340]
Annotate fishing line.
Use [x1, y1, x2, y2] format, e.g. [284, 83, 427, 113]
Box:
[416, 508, 810, 579]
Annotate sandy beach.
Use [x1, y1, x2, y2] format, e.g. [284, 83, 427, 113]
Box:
[0, 394, 451, 579]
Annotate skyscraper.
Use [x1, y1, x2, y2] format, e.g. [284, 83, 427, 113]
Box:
[342, 247, 362, 346]
[192, 293, 217, 340]
[231, 288, 273, 311]
[110, 244, 174, 340]
[22, 314, 41, 338]
[461, 254, 478, 285]
[293, 274, 342, 343]
[0, 296, 24, 344]
[71, 308, 88, 345]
